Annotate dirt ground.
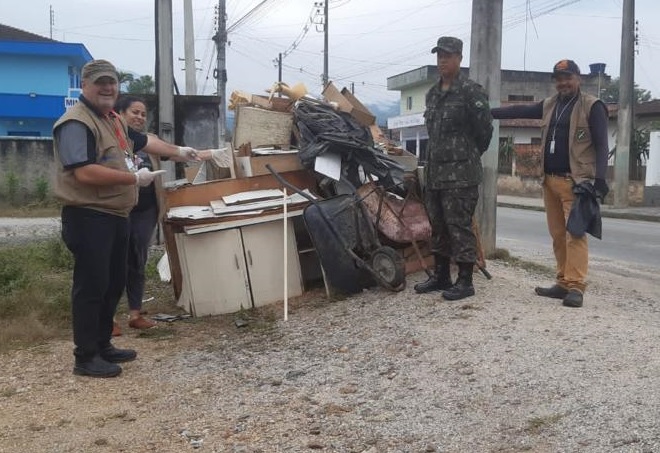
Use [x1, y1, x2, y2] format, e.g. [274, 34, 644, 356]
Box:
[1, 251, 660, 452]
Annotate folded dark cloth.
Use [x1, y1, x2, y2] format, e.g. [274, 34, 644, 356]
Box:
[567, 180, 602, 239]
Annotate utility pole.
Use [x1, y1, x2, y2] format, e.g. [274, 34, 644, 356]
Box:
[322, 1, 328, 87]
[278, 52, 283, 86]
[614, 0, 634, 208]
[183, 0, 197, 95]
[469, 0, 503, 256]
[155, 0, 176, 181]
[213, 0, 227, 143]
[49, 5, 54, 39]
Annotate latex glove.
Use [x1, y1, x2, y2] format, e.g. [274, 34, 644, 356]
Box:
[177, 146, 200, 162]
[211, 147, 232, 168]
[594, 178, 609, 202]
[134, 168, 166, 187]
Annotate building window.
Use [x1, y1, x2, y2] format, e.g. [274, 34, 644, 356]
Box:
[406, 96, 413, 111]
[405, 139, 416, 154]
[508, 94, 534, 102]
[531, 137, 542, 145]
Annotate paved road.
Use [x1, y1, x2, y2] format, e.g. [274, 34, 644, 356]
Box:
[497, 206, 660, 270]
[0, 217, 60, 245]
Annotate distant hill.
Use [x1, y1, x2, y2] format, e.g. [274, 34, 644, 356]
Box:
[365, 101, 400, 127]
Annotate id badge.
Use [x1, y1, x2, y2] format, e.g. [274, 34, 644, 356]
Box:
[125, 156, 137, 172]
[549, 140, 555, 154]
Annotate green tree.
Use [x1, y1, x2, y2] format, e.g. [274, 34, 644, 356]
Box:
[127, 75, 156, 94]
[600, 77, 653, 103]
[117, 71, 134, 93]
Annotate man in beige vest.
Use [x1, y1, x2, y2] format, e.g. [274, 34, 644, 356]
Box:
[491, 59, 610, 308]
[54, 59, 200, 377]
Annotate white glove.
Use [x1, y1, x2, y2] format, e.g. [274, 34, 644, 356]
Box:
[134, 168, 166, 187]
[177, 146, 199, 161]
[211, 147, 232, 168]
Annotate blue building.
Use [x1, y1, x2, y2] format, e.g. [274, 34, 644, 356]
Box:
[0, 23, 92, 137]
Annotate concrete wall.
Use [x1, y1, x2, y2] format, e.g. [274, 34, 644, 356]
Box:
[0, 137, 54, 203]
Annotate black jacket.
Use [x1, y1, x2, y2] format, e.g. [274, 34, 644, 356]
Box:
[567, 181, 602, 239]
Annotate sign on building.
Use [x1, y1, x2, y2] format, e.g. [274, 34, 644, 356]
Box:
[64, 88, 82, 110]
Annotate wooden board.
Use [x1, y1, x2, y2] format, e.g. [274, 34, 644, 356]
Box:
[233, 105, 293, 149]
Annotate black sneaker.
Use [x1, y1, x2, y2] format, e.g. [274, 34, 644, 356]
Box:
[562, 290, 584, 308]
[99, 345, 137, 363]
[73, 355, 122, 378]
[535, 284, 569, 299]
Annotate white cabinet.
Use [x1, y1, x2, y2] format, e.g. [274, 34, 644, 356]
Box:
[176, 217, 303, 316]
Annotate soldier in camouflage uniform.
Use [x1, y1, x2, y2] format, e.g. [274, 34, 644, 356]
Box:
[414, 36, 493, 301]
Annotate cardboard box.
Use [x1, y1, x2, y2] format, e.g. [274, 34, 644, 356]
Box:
[234, 153, 304, 178]
[233, 106, 293, 149]
[322, 82, 376, 127]
[340, 87, 376, 126]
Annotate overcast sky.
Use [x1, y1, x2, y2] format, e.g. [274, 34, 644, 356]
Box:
[2, 0, 659, 105]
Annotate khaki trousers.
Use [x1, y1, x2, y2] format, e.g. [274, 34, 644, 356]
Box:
[542, 175, 588, 293]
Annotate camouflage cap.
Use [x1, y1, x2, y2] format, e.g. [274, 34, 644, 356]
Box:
[552, 59, 580, 77]
[431, 36, 463, 54]
[81, 59, 119, 83]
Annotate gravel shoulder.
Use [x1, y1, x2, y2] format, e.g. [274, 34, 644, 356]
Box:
[1, 253, 660, 452]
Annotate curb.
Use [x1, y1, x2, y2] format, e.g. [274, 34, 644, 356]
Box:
[497, 202, 660, 223]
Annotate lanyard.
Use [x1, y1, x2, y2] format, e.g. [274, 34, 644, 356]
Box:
[106, 111, 130, 155]
[551, 94, 577, 141]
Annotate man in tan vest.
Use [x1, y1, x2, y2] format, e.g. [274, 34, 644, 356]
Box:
[54, 59, 201, 377]
[491, 59, 610, 308]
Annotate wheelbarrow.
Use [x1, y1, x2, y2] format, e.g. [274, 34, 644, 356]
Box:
[266, 164, 406, 296]
[355, 180, 493, 280]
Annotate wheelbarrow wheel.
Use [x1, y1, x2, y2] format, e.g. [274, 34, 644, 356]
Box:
[370, 246, 406, 291]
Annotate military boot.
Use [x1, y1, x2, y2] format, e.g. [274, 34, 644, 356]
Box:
[414, 255, 453, 294]
[442, 262, 475, 301]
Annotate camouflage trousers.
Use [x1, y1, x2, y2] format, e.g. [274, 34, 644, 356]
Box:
[424, 186, 479, 263]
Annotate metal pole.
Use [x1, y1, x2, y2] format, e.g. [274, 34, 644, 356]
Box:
[183, 0, 197, 95]
[614, 0, 634, 208]
[469, 0, 503, 256]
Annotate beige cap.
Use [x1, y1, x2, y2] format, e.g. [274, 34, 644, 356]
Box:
[81, 59, 119, 83]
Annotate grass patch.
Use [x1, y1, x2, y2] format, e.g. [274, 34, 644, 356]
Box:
[0, 239, 73, 352]
[0, 201, 60, 218]
[0, 239, 180, 352]
[488, 248, 554, 277]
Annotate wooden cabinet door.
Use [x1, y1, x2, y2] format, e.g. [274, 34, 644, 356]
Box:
[177, 228, 251, 316]
[241, 220, 303, 307]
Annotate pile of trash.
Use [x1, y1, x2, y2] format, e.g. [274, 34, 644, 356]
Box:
[228, 80, 413, 195]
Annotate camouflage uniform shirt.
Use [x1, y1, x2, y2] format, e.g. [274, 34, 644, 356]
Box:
[424, 74, 493, 189]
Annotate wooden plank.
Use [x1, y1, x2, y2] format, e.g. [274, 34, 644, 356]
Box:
[233, 105, 293, 149]
[164, 169, 316, 209]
